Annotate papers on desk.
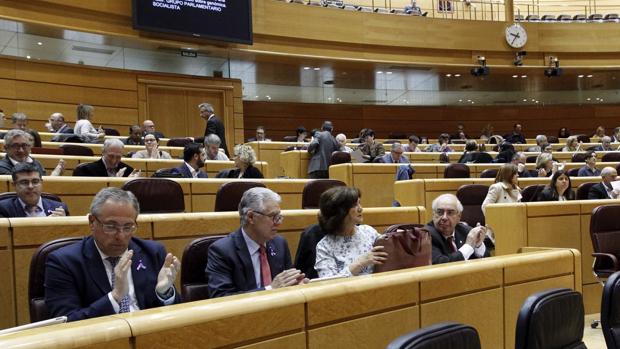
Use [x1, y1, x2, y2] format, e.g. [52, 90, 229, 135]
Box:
[309, 275, 347, 283]
[0, 316, 67, 336]
[350, 149, 365, 163]
[610, 180, 620, 191]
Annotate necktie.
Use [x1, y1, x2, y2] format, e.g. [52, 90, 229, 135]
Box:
[107, 256, 131, 313]
[447, 236, 457, 253]
[259, 246, 272, 287]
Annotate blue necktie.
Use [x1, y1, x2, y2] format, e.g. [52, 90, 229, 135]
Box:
[107, 257, 131, 313]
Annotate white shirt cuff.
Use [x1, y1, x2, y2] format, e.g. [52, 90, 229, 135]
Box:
[459, 244, 474, 260]
[474, 243, 487, 257]
[108, 292, 120, 313]
[156, 288, 176, 305]
[264, 285, 273, 291]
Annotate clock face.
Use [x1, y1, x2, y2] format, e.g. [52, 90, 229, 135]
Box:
[505, 24, 527, 48]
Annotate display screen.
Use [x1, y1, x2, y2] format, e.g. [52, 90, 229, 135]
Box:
[132, 0, 252, 44]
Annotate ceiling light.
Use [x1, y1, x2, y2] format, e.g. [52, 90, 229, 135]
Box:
[586, 98, 591, 101]
[600, 98, 604, 102]
[377, 71, 383, 74]
[303, 67, 310, 70]
[26, 55, 31, 59]
[313, 67, 320, 71]
[459, 99, 463, 102]
[578, 75, 584, 78]
[37, 42, 43, 46]
[386, 71, 392, 74]
[523, 99, 527, 102]
[521, 75, 527, 78]
[587, 74, 593, 78]
[512, 75, 518, 78]
[445, 73, 452, 77]
[454, 74, 461, 77]
[530, 99, 535, 101]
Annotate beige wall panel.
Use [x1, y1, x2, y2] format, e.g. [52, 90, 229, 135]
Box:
[583, 283, 603, 315]
[486, 204, 528, 255]
[527, 216, 581, 249]
[233, 97, 243, 113]
[14, 248, 36, 324]
[503, 275, 576, 349]
[420, 264, 502, 301]
[16, 100, 138, 125]
[186, 90, 225, 137]
[580, 213, 596, 285]
[133, 304, 304, 349]
[0, 98, 17, 113]
[15, 81, 138, 109]
[15, 61, 137, 91]
[503, 250, 576, 285]
[421, 288, 503, 349]
[235, 333, 306, 349]
[0, 79, 17, 99]
[0, 58, 16, 78]
[308, 307, 418, 349]
[145, 87, 189, 138]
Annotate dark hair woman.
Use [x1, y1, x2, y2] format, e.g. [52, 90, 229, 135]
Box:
[534, 170, 575, 201]
[314, 186, 387, 278]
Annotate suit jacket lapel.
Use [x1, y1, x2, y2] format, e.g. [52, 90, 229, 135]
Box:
[265, 240, 280, 278]
[12, 198, 27, 217]
[83, 237, 112, 295]
[232, 230, 257, 289]
[129, 240, 147, 309]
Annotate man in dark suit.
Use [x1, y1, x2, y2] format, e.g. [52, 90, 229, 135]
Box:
[142, 120, 165, 139]
[207, 187, 307, 298]
[199, 102, 229, 156]
[170, 143, 208, 178]
[49, 112, 74, 142]
[503, 123, 526, 144]
[73, 138, 136, 177]
[426, 194, 490, 264]
[0, 129, 50, 177]
[307, 121, 339, 179]
[588, 166, 619, 199]
[0, 163, 69, 218]
[45, 187, 181, 322]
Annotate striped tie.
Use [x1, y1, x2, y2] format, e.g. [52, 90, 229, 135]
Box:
[107, 257, 131, 313]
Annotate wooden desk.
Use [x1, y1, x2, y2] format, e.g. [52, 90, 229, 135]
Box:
[485, 199, 613, 313]
[5, 206, 425, 326]
[0, 249, 581, 349]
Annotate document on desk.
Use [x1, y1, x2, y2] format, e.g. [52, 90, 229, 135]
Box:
[610, 180, 620, 191]
[350, 149, 365, 163]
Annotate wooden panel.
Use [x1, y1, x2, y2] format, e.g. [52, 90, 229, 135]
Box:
[583, 282, 604, 315]
[15, 61, 137, 91]
[0, 221, 15, 328]
[145, 87, 188, 138]
[486, 204, 528, 256]
[421, 288, 503, 349]
[235, 333, 306, 349]
[16, 101, 138, 125]
[308, 307, 418, 349]
[503, 275, 576, 349]
[527, 215, 581, 249]
[15, 81, 137, 108]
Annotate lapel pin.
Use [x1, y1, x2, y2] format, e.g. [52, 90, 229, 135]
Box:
[268, 245, 276, 257]
[136, 260, 146, 271]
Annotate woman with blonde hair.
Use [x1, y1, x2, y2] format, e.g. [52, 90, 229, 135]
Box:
[73, 104, 105, 143]
[217, 144, 264, 178]
[561, 136, 579, 152]
[481, 163, 522, 215]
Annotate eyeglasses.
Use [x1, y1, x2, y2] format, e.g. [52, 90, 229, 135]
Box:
[253, 210, 284, 224]
[8, 143, 31, 150]
[94, 216, 137, 235]
[15, 178, 42, 187]
[433, 209, 459, 218]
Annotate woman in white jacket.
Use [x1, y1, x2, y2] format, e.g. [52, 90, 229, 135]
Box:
[481, 163, 522, 215]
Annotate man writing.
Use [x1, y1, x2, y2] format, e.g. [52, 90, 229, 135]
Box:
[207, 187, 307, 298]
[0, 163, 68, 218]
[426, 194, 490, 264]
[45, 188, 181, 321]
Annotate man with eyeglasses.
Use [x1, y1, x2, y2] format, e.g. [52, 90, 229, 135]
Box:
[0, 129, 64, 176]
[0, 163, 68, 218]
[45, 187, 181, 322]
[427, 194, 490, 264]
[207, 187, 307, 298]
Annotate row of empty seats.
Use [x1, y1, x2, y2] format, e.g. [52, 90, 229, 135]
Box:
[516, 13, 620, 22]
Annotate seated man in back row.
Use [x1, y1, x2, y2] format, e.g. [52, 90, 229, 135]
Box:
[45, 187, 181, 322]
[171, 143, 208, 178]
[74, 139, 136, 177]
[426, 194, 490, 264]
[0, 162, 68, 218]
[0, 129, 64, 176]
[207, 187, 307, 298]
[588, 166, 620, 199]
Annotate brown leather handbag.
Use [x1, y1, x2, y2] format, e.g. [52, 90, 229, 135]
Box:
[373, 224, 432, 273]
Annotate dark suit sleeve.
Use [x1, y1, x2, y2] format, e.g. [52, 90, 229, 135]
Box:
[206, 119, 217, 136]
[588, 185, 605, 200]
[206, 243, 262, 298]
[431, 241, 465, 264]
[45, 252, 115, 321]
